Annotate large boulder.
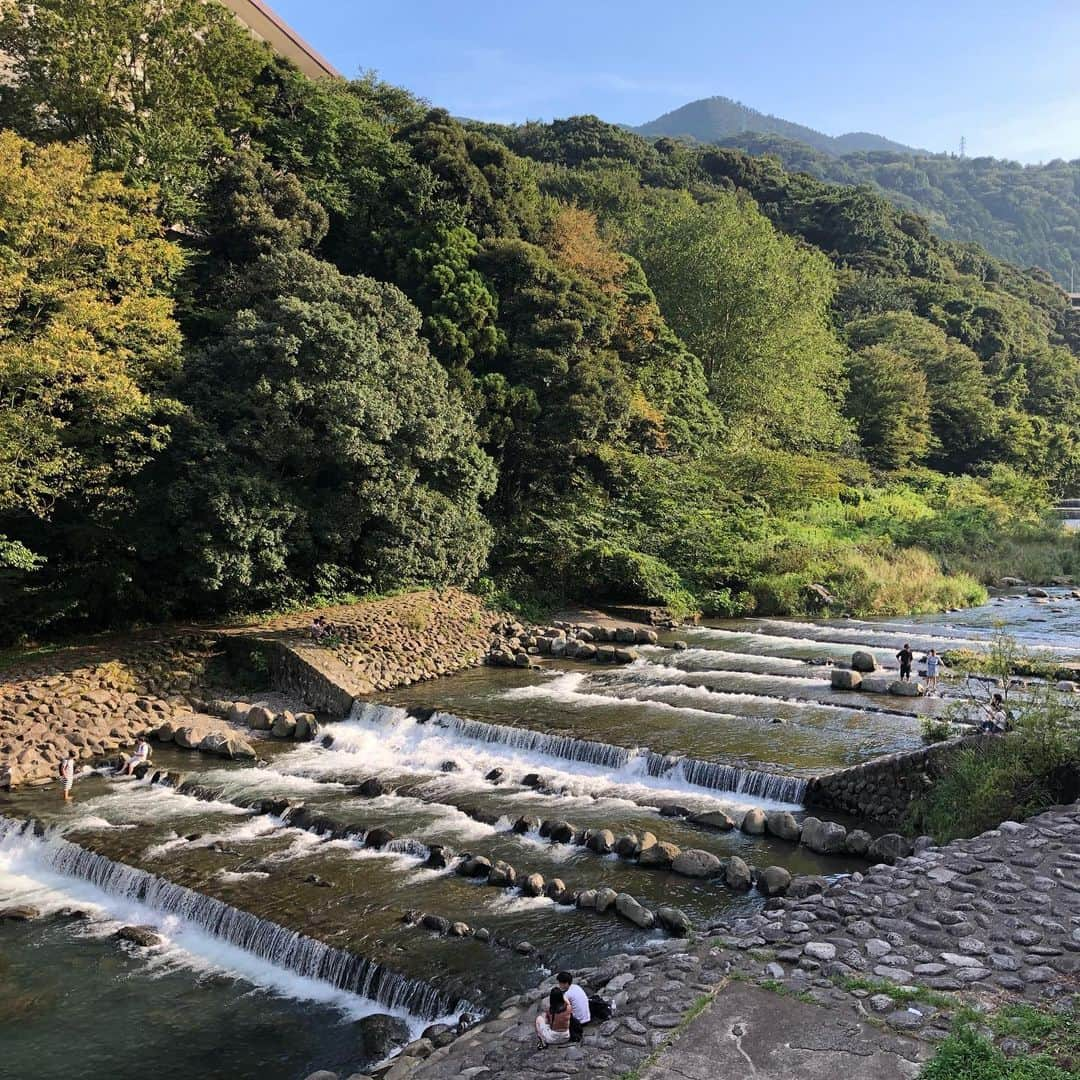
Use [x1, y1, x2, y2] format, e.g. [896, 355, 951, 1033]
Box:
[724, 856, 752, 891]
[356, 1013, 412, 1061]
[688, 810, 735, 831]
[0, 906, 41, 921]
[757, 866, 792, 897]
[115, 925, 162, 948]
[294, 713, 317, 740]
[859, 676, 894, 694]
[614, 833, 641, 859]
[363, 827, 395, 850]
[227, 702, 251, 725]
[800, 817, 847, 855]
[638, 841, 680, 868]
[889, 680, 924, 697]
[420, 913, 451, 934]
[1027, 586, 1050, 598]
[765, 811, 801, 842]
[740, 808, 766, 835]
[457, 855, 492, 877]
[868, 833, 910, 866]
[246, 706, 274, 732]
[585, 829, 616, 855]
[594, 887, 618, 914]
[545, 820, 576, 844]
[614, 893, 655, 929]
[845, 829, 873, 856]
[657, 906, 692, 937]
[851, 651, 878, 673]
[271, 712, 297, 738]
[634, 628, 659, 645]
[512, 815, 540, 835]
[830, 669, 862, 691]
[172, 725, 208, 750]
[522, 873, 545, 897]
[671, 849, 722, 878]
[545, 878, 569, 903]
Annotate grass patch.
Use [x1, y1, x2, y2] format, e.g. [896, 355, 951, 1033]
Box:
[834, 975, 955, 1010]
[920, 999, 1079, 1079]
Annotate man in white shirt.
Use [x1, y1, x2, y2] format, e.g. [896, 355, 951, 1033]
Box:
[557, 971, 590, 1040]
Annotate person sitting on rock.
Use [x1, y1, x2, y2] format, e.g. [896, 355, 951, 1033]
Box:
[556, 971, 591, 1041]
[980, 692, 1010, 734]
[534, 987, 571, 1048]
[310, 616, 327, 641]
[119, 738, 152, 776]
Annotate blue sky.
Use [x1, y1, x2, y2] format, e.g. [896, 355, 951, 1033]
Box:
[270, 0, 1080, 163]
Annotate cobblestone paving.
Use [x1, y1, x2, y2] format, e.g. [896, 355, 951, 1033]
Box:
[371, 801, 1080, 1080]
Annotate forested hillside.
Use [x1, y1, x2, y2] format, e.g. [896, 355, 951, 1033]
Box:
[1, 0, 1078, 641]
[634, 96, 921, 156]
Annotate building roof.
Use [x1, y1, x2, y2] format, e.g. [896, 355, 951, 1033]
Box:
[219, 0, 341, 79]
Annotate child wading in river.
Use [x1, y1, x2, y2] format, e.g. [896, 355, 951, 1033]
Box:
[59, 754, 76, 802]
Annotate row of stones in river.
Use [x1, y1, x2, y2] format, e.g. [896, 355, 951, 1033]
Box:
[486, 619, 663, 668]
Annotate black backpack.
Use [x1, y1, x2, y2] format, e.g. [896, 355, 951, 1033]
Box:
[588, 995, 614, 1022]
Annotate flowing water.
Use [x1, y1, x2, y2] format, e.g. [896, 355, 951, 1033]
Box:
[2, 590, 1077, 1078]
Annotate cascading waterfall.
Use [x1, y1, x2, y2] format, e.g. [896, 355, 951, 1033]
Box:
[349, 702, 808, 805]
[0, 815, 467, 1021]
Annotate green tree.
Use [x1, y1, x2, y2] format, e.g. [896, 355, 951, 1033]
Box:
[845, 345, 931, 469]
[0, 133, 182, 593]
[0, 0, 268, 218]
[631, 191, 848, 449]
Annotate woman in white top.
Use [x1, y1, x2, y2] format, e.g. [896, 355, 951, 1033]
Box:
[59, 755, 76, 801]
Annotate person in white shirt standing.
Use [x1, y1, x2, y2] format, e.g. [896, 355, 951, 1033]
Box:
[556, 971, 590, 1041]
[59, 754, 76, 802]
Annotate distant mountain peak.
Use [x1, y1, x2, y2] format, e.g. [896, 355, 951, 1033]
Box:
[633, 95, 923, 157]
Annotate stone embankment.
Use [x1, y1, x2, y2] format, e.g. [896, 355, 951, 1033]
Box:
[309, 801, 1080, 1080]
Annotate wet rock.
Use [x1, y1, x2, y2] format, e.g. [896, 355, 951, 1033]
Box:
[356, 1013, 411, 1061]
[800, 816, 847, 854]
[638, 841, 680, 868]
[765, 811, 801, 842]
[614, 893, 655, 929]
[545, 820, 576, 844]
[688, 810, 735, 831]
[116, 925, 162, 948]
[741, 808, 767, 835]
[657, 803, 693, 818]
[657, 906, 692, 937]
[672, 849, 722, 878]
[155, 722, 176, 743]
[634, 628, 659, 645]
[889, 680, 924, 697]
[226, 702, 250, 725]
[786, 875, 828, 898]
[845, 829, 872, 856]
[585, 829, 616, 854]
[522, 774, 543, 790]
[487, 861, 517, 887]
[302, 1071, 339, 1080]
[672, 641, 688, 651]
[614, 833, 641, 858]
[522, 873, 545, 897]
[725, 856, 752, 890]
[425, 845, 451, 870]
[804, 942, 836, 962]
[544, 878, 568, 902]
[514, 941, 534, 955]
[637, 830, 659, 855]
[398, 909, 421, 926]
[511, 815, 539, 835]
[271, 712, 297, 738]
[868, 833, 910, 865]
[594, 887, 618, 914]
[420, 914, 451, 934]
[613, 648, 639, 664]
[457, 855, 492, 877]
[355, 777, 386, 798]
[304, 874, 334, 888]
[440, 760, 460, 773]
[484, 767, 505, 783]
[421, 1023, 455, 1049]
[363, 827, 395, 850]
[449, 922, 471, 937]
[758, 866, 792, 896]
[294, 713, 317, 741]
[851, 651, 878, 673]
[0, 906, 41, 921]
[1027, 587, 1050, 598]
[831, 669, 862, 691]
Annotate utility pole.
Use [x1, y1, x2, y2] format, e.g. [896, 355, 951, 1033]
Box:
[959, 135, 966, 159]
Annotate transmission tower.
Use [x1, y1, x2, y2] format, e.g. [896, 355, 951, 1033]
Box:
[959, 135, 966, 159]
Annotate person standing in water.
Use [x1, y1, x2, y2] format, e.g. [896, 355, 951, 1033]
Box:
[924, 649, 941, 692]
[59, 754, 76, 801]
[896, 643, 914, 681]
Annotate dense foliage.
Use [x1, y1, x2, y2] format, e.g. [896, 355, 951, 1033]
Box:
[0, 0, 1078, 638]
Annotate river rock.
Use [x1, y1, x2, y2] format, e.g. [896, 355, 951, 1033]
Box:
[155, 722, 176, 743]
[657, 906, 692, 937]
[484, 767, 506, 783]
[634, 629, 659, 645]
[758, 865, 792, 896]
[576, 889, 597, 910]
[227, 702, 250, 725]
[357, 1013, 412, 1061]
[615, 627, 637, 643]
[271, 711, 297, 738]
[638, 841, 680, 868]
[845, 829, 873, 856]
[294, 713, 317, 740]
[356, 778, 386, 798]
[522, 873, 545, 897]
[800, 816, 847, 854]
[595, 646, 616, 663]
[615, 893, 655, 929]
[741, 808, 767, 835]
[765, 811, 801, 842]
[787, 875, 828, 898]
[613, 648, 639, 664]
[868, 833, 910, 865]
[449, 922, 471, 938]
[586, 829, 616, 854]
[301, 1071, 338, 1080]
[420, 913, 451, 934]
[688, 810, 735, 831]
[830, 668, 862, 691]
[364, 827, 395, 850]
[545, 820, 575, 844]
[425, 845, 451, 870]
[545, 878, 568, 902]
[1027, 586, 1050, 598]
[658, 803, 693, 818]
[116, 925, 162, 947]
[890, 680, 924, 697]
[614, 833, 641, 858]
[487, 861, 517, 887]
[859, 676, 894, 694]
[594, 887, 618, 914]
[512, 815, 539, 834]
[725, 856, 752, 890]
[671, 849, 722, 878]
[421, 1023, 455, 1049]
[576, 644, 597, 660]
[0, 906, 41, 921]
[851, 651, 878, 673]
[246, 706, 274, 731]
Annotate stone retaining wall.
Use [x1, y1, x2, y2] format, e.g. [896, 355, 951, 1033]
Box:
[805, 733, 995, 825]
